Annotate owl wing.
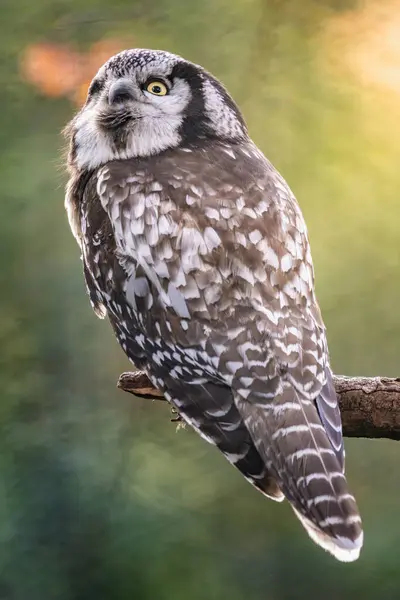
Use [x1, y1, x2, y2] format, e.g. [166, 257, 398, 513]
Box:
[96, 143, 362, 560]
[76, 173, 152, 369]
[75, 157, 282, 501]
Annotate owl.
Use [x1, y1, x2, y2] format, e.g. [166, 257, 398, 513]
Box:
[64, 48, 363, 561]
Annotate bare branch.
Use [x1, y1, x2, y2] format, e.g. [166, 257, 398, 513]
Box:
[117, 372, 400, 441]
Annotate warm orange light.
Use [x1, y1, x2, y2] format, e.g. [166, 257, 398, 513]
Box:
[21, 38, 130, 105]
[21, 43, 82, 97]
[322, 0, 400, 94]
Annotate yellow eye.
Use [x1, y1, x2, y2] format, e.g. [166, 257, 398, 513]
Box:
[145, 81, 168, 96]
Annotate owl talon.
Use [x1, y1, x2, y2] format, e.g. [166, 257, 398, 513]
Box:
[170, 407, 182, 422]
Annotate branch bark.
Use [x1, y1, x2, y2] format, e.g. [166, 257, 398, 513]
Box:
[117, 372, 400, 441]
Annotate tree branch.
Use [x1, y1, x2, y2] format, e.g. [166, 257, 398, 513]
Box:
[117, 372, 400, 441]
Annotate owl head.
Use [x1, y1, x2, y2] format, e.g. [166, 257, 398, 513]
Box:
[65, 48, 248, 171]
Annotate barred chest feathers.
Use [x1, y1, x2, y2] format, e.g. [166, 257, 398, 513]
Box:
[89, 145, 316, 331]
[95, 160, 222, 325]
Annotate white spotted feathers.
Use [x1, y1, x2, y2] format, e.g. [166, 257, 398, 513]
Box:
[64, 48, 363, 562]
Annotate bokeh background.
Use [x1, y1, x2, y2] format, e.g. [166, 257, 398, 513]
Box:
[1, 0, 399, 598]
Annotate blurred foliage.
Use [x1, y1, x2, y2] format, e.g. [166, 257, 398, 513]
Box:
[0, 0, 399, 598]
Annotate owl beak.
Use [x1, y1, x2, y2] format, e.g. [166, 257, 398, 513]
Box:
[108, 80, 136, 105]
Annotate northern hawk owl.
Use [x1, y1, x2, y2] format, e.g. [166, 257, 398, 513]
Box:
[64, 49, 363, 561]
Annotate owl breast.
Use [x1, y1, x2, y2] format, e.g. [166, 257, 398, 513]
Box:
[80, 167, 223, 385]
[95, 162, 232, 328]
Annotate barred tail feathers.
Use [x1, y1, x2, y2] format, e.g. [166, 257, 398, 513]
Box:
[162, 378, 284, 501]
[235, 383, 363, 562]
[293, 507, 363, 562]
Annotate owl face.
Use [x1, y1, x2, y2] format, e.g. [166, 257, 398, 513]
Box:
[66, 49, 248, 171]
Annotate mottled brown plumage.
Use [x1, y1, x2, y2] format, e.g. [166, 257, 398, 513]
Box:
[64, 48, 363, 561]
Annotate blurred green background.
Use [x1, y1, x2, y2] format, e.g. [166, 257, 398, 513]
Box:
[0, 0, 399, 598]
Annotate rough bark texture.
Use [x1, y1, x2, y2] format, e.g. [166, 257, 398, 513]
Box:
[117, 371, 400, 441]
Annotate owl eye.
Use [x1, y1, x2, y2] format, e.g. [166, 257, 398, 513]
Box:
[145, 80, 168, 96]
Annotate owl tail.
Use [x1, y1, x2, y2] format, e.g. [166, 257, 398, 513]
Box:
[235, 384, 363, 562]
